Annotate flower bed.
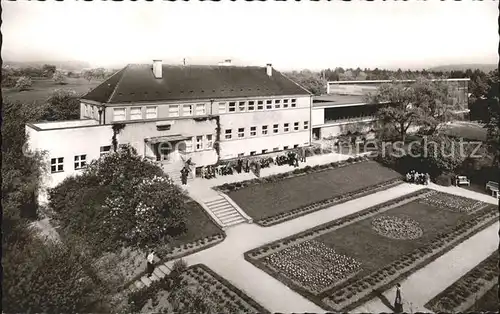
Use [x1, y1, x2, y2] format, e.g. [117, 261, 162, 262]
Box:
[128, 264, 269, 313]
[263, 240, 362, 294]
[258, 178, 403, 227]
[323, 207, 498, 312]
[214, 156, 370, 194]
[371, 215, 423, 240]
[425, 250, 499, 313]
[244, 188, 499, 312]
[419, 190, 489, 213]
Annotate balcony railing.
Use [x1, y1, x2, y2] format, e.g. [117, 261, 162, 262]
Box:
[323, 115, 377, 125]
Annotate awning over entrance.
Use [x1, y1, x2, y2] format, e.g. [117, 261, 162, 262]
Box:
[145, 134, 190, 144]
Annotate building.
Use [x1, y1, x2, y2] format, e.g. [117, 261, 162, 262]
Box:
[26, 60, 312, 195]
[311, 78, 470, 140]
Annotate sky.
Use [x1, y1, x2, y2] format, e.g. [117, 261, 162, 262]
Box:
[2, 0, 498, 71]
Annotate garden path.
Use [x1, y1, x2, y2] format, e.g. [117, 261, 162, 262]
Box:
[353, 221, 499, 313]
[164, 183, 424, 312]
[352, 183, 499, 313]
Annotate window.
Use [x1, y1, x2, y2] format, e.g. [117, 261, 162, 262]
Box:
[274, 99, 281, 109]
[84, 105, 88, 117]
[284, 146, 289, 150]
[74, 154, 86, 170]
[225, 129, 232, 139]
[250, 151, 256, 156]
[50, 157, 64, 173]
[238, 128, 245, 138]
[257, 100, 264, 110]
[185, 138, 193, 152]
[169, 105, 179, 117]
[304, 121, 309, 130]
[130, 107, 142, 120]
[248, 101, 255, 111]
[238, 153, 245, 157]
[90, 106, 94, 118]
[238, 101, 246, 112]
[206, 134, 213, 148]
[250, 126, 257, 136]
[262, 149, 268, 154]
[262, 125, 268, 135]
[157, 124, 171, 131]
[228, 102, 236, 112]
[291, 99, 297, 107]
[196, 136, 203, 150]
[266, 100, 273, 109]
[100, 145, 111, 156]
[294, 144, 299, 148]
[273, 124, 279, 134]
[294, 122, 300, 131]
[283, 99, 289, 108]
[113, 108, 126, 121]
[273, 147, 280, 152]
[183, 104, 193, 116]
[218, 102, 227, 114]
[284, 123, 289, 132]
[146, 106, 158, 119]
[195, 104, 206, 115]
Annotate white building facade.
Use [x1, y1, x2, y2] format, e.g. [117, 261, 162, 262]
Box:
[26, 61, 312, 193]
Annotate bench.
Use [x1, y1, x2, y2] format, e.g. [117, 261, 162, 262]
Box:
[486, 181, 499, 198]
[455, 176, 470, 186]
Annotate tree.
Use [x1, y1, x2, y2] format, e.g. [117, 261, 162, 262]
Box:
[484, 70, 500, 166]
[42, 64, 57, 77]
[48, 147, 188, 256]
[368, 81, 421, 142]
[53, 70, 67, 85]
[15, 76, 32, 91]
[42, 89, 81, 121]
[285, 70, 326, 95]
[83, 69, 95, 82]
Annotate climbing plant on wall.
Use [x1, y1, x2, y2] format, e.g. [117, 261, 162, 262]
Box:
[111, 123, 126, 152]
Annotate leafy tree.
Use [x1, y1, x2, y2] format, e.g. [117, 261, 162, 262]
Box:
[2, 227, 104, 313]
[15, 76, 33, 91]
[42, 89, 81, 121]
[48, 147, 188, 256]
[53, 70, 67, 85]
[484, 71, 499, 166]
[42, 64, 57, 77]
[285, 70, 326, 95]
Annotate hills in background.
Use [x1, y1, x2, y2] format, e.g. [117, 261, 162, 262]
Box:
[428, 64, 497, 73]
[3, 60, 497, 74]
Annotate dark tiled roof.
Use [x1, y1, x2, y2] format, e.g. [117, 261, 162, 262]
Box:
[82, 64, 311, 104]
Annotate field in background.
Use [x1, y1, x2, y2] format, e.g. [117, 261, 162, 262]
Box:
[3, 77, 102, 104]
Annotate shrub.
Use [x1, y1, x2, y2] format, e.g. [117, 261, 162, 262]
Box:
[435, 173, 454, 186]
[15, 76, 32, 91]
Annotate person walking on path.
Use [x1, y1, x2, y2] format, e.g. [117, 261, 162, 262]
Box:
[180, 166, 189, 185]
[394, 283, 403, 313]
[146, 251, 156, 278]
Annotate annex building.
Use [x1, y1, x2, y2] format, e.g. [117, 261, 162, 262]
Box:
[26, 60, 313, 193]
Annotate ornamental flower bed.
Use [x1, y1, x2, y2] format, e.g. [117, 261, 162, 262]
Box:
[425, 251, 499, 313]
[263, 240, 361, 294]
[419, 191, 489, 213]
[371, 215, 423, 240]
[323, 206, 499, 312]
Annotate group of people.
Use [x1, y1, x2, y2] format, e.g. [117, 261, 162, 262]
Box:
[406, 170, 430, 185]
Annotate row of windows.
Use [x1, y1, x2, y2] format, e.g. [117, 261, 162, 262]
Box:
[219, 98, 297, 114]
[224, 121, 309, 139]
[113, 106, 158, 121]
[50, 155, 87, 173]
[111, 98, 300, 121]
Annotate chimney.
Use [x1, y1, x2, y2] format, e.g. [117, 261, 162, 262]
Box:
[153, 60, 162, 79]
[266, 63, 272, 76]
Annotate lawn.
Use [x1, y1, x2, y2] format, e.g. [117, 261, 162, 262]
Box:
[227, 161, 401, 221]
[245, 189, 498, 311]
[441, 122, 487, 142]
[3, 77, 101, 104]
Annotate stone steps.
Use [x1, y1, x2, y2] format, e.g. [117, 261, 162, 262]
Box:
[205, 196, 247, 228]
[130, 262, 173, 292]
